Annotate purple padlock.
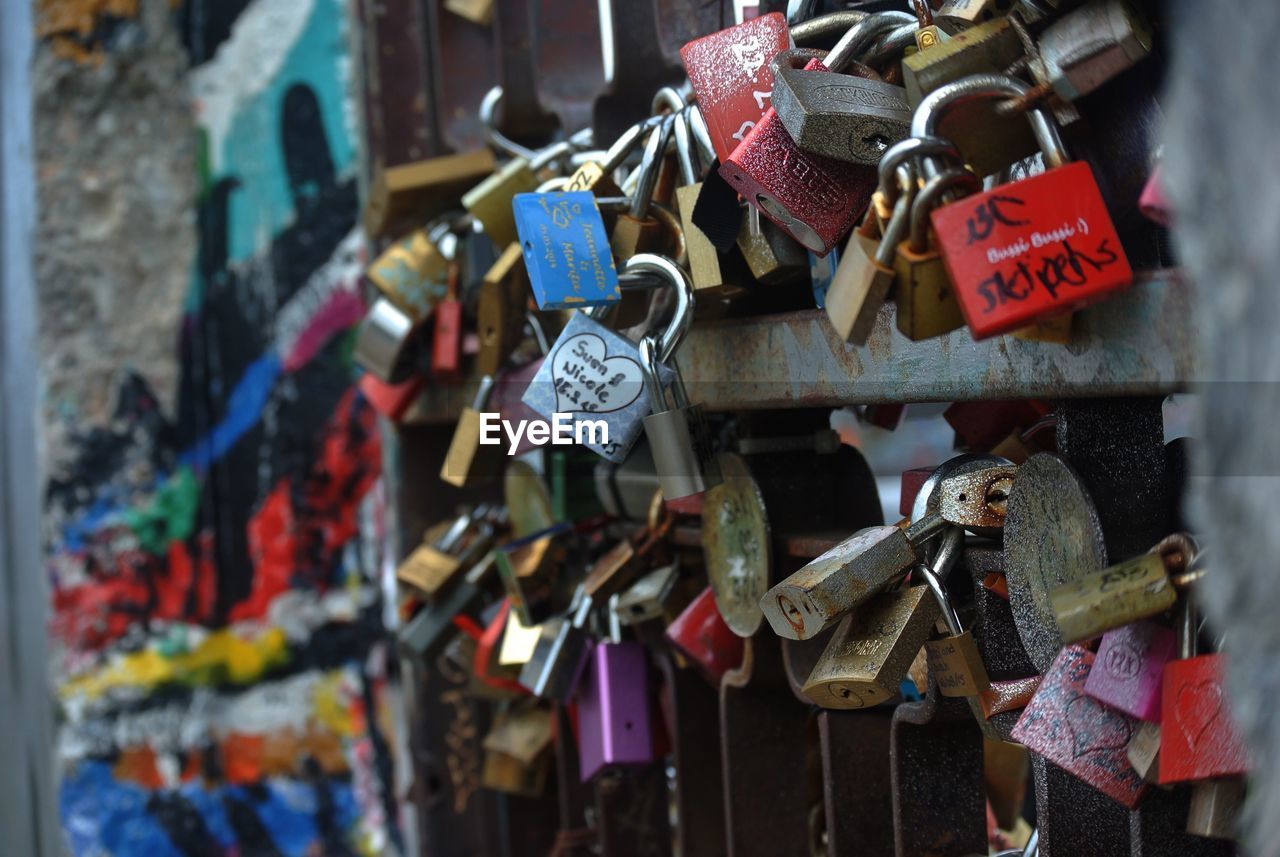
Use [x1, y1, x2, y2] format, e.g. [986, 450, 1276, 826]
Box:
[576, 639, 654, 781]
[1083, 619, 1176, 722]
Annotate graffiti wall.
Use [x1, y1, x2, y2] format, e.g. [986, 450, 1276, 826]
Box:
[38, 1, 399, 854]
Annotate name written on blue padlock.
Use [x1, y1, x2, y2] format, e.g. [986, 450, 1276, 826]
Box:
[513, 192, 621, 310]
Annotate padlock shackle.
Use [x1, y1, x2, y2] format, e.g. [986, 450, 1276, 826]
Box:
[479, 86, 538, 161]
[912, 74, 1069, 174]
[826, 11, 916, 72]
[651, 86, 687, 117]
[673, 107, 699, 187]
[909, 167, 982, 251]
[862, 23, 918, 68]
[791, 10, 869, 47]
[878, 135, 963, 204]
[602, 115, 665, 175]
[529, 140, 574, 172]
[687, 104, 716, 168]
[916, 526, 965, 636]
[630, 114, 674, 219]
[638, 333, 666, 415]
[623, 254, 694, 363]
[874, 171, 915, 268]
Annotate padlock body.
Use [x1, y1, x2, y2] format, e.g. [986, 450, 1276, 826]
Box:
[577, 640, 654, 781]
[1127, 719, 1162, 782]
[521, 313, 674, 463]
[1084, 619, 1175, 722]
[564, 161, 622, 197]
[677, 183, 739, 296]
[643, 403, 721, 501]
[664, 586, 744, 684]
[519, 617, 591, 702]
[431, 297, 464, 380]
[1038, 0, 1153, 101]
[802, 586, 940, 710]
[720, 108, 876, 255]
[772, 58, 912, 165]
[925, 630, 992, 697]
[440, 406, 504, 488]
[1186, 778, 1245, 840]
[1050, 551, 1176, 644]
[894, 241, 965, 341]
[680, 13, 790, 164]
[931, 161, 1133, 340]
[513, 192, 621, 309]
[761, 524, 916, 640]
[397, 543, 462, 598]
[464, 158, 539, 249]
[1010, 644, 1148, 808]
[367, 229, 449, 321]
[738, 209, 806, 284]
[1159, 653, 1249, 783]
[825, 231, 894, 345]
[495, 522, 573, 626]
[358, 373, 423, 422]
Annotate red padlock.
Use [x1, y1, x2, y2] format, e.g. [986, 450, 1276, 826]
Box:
[358, 372, 424, 422]
[431, 261, 463, 380]
[1010, 644, 1148, 808]
[665, 586, 744, 685]
[1159, 598, 1248, 784]
[921, 75, 1133, 340]
[680, 13, 791, 165]
[719, 107, 877, 255]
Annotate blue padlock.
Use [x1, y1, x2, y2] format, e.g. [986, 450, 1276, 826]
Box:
[513, 192, 621, 310]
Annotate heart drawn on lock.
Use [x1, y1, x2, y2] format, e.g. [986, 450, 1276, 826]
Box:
[1176, 680, 1223, 750]
[551, 333, 644, 415]
[1064, 694, 1133, 759]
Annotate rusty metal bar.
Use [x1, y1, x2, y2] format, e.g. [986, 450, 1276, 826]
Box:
[678, 273, 1194, 411]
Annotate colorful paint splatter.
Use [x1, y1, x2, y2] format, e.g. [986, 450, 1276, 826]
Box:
[44, 1, 400, 854]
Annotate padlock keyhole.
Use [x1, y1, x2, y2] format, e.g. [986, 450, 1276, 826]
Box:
[863, 134, 890, 153]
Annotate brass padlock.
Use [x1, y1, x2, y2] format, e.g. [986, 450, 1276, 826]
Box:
[919, 533, 991, 698]
[738, 206, 806, 285]
[481, 704, 554, 796]
[801, 583, 941, 709]
[477, 243, 530, 377]
[397, 509, 483, 598]
[364, 150, 497, 241]
[674, 108, 740, 297]
[611, 115, 675, 264]
[440, 377, 502, 488]
[1049, 534, 1190, 644]
[894, 165, 978, 341]
[366, 228, 449, 322]
[1186, 778, 1245, 841]
[464, 141, 572, 249]
[495, 522, 574, 626]
[1127, 720, 1162, 783]
[444, 0, 494, 26]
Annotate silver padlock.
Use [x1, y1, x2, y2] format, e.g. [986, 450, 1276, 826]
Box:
[1037, 0, 1153, 101]
[770, 28, 912, 165]
[519, 584, 594, 701]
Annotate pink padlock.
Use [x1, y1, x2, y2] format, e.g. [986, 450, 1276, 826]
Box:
[1084, 620, 1176, 723]
[1138, 163, 1172, 226]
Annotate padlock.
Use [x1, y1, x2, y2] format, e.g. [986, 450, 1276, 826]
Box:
[431, 261, 464, 380]
[936, 0, 1009, 25]
[822, 161, 913, 345]
[473, 600, 529, 697]
[481, 703, 554, 797]
[512, 190, 621, 309]
[664, 585, 745, 685]
[1010, 644, 1149, 808]
[921, 75, 1134, 339]
[519, 585, 594, 701]
[1159, 595, 1249, 784]
[615, 561, 680, 627]
[464, 141, 572, 249]
[364, 150, 497, 241]
[760, 512, 949, 640]
[357, 372, 423, 423]
[499, 609, 542, 668]
[494, 521, 574, 626]
[564, 116, 662, 197]
[679, 13, 791, 165]
[770, 28, 912, 165]
[444, 0, 494, 27]
[901, 19, 1036, 178]
[1083, 619, 1176, 722]
[399, 551, 497, 663]
[576, 602, 655, 781]
[440, 376, 504, 488]
[477, 243, 529, 376]
[638, 332, 721, 501]
[353, 297, 423, 384]
[909, 0, 952, 52]
[1186, 777, 1245, 841]
[1036, 0, 1153, 101]
[801, 582, 941, 710]
[366, 228, 449, 322]
[1049, 535, 1186, 644]
[397, 508, 482, 598]
[937, 462, 1017, 534]
[1127, 719, 1163, 783]
[520, 259, 679, 464]
[674, 108, 741, 297]
[737, 205, 806, 285]
[894, 165, 979, 341]
[919, 531, 992, 698]
[611, 113, 678, 267]
[720, 101, 878, 255]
